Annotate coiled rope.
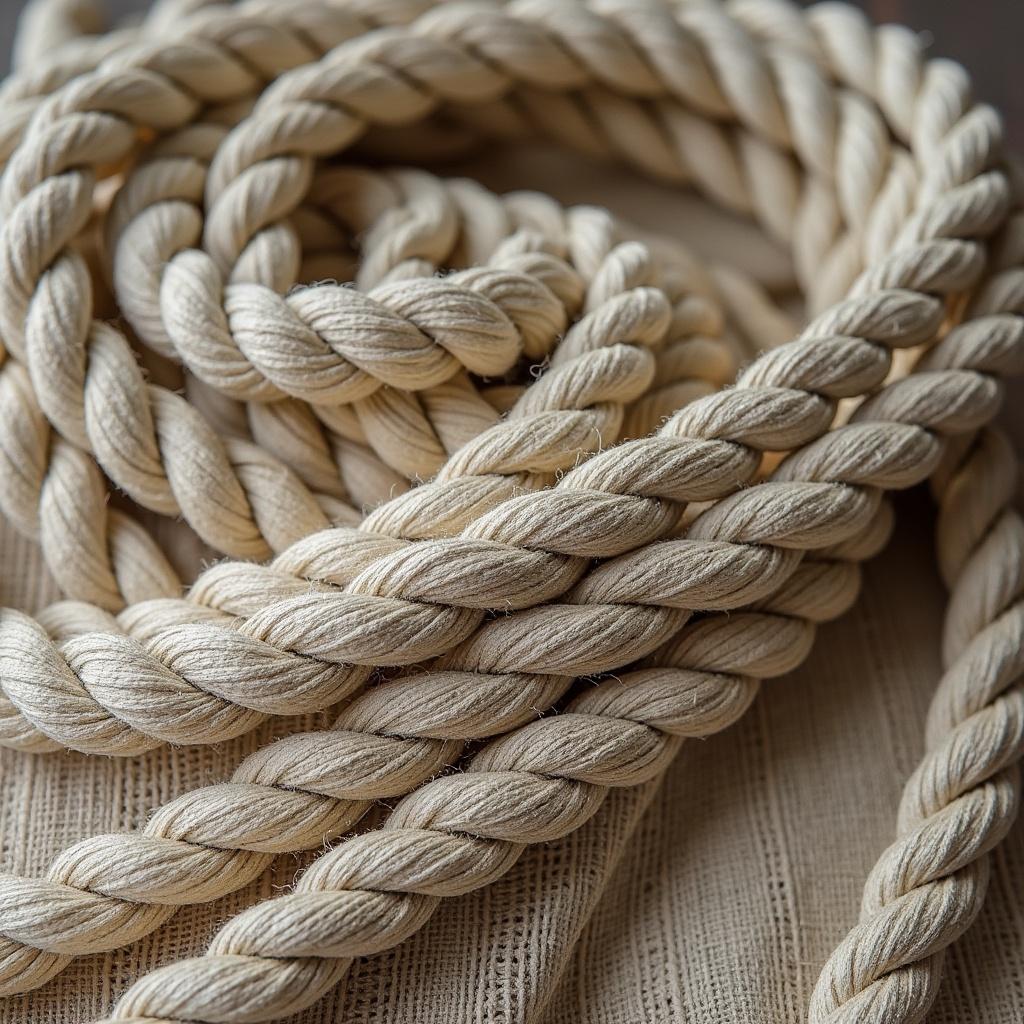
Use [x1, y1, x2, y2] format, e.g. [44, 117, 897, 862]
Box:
[0, 1, 1021, 1023]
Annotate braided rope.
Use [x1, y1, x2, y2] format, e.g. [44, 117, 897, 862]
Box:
[0, 486, 895, 995]
[82, 310, 1021, 1021]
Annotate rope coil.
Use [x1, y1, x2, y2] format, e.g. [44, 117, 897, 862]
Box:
[0, 1, 1021, 1022]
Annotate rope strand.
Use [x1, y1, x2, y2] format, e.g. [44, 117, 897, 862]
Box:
[0, 3, 1020, 1023]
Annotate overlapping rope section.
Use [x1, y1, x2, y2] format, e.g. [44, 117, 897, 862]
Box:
[0, 1, 1021, 1022]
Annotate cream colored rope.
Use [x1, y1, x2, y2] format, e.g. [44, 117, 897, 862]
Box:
[0, 1, 1020, 1023]
[809, 210, 1024, 1023]
[0, 0, 999, 745]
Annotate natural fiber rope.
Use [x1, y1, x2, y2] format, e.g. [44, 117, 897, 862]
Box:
[1, 166, 750, 986]
[0, 161, 763, 993]
[0, 0, 1003, 745]
[0, 1, 1022, 1023]
[2, 124, 741, 606]
[106, 149, 732, 494]
[2, 196, 751, 754]
[808, 211, 1024, 1023]
[0, 0, 977, 612]
[0, 157, 633, 607]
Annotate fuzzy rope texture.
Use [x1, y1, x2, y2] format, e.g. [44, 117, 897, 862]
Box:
[808, 212, 1024, 1023]
[1, 202, 748, 755]
[0, 0, 1006, 750]
[0, 1, 1023, 1023]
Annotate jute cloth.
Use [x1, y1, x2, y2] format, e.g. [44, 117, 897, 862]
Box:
[1, 147, 1021, 1023]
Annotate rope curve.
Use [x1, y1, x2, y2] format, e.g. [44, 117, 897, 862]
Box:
[0, 2, 1020, 1023]
[809, 211, 1024, 1024]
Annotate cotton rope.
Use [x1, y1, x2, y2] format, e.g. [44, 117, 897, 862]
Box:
[0, 1, 1021, 1023]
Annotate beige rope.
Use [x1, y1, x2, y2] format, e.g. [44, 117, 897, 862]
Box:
[0, 1, 1020, 1022]
[107, 146, 720, 495]
[10, 0, 105, 71]
[3, 183, 739, 754]
[0, 0, 1004, 748]
[81, 309, 1019, 1021]
[809, 212, 1024, 1023]
[0, 0, 966, 606]
[0, 157, 749, 992]
[0, 497, 893, 996]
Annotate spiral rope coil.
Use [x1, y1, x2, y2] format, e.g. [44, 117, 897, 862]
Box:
[0, 1, 1021, 1023]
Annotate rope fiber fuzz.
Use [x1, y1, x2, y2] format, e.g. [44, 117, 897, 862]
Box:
[0, 1, 1021, 1022]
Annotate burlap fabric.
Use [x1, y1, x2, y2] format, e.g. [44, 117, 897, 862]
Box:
[1, 136, 1021, 1021]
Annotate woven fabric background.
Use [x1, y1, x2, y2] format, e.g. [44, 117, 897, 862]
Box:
[2, 3, 1024, 1020]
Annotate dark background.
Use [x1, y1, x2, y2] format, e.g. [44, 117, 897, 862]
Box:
[865, 0, 1022, 149]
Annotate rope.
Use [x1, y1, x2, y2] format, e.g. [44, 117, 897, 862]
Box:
[0, 1, 1020, 1022]
[809, 211, 1024, 1023]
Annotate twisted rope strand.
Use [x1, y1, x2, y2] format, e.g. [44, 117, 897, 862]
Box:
[0, 0, 973, 501]
[0, 361, 183, 607]
[0, 155, 748, 988]
[809, 216, 1024, 1024]
[85, 414, 1018, 1021]
[0, 492, 891, 997]
[61, 512, 900, 1021]
[1, 177, 1017, 992]
[0, 212, 704, 753]
[0, 0, 1003, 743]
[0, 1, 1020, 1020]
[108, 146, 610, 493]
[0, 0, 987, 605]
[0, 3, 439, 567]
[0, 0, 1005, 794]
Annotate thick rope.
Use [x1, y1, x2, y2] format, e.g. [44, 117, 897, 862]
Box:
[0, 136, 1015, 1024]
[3, 189, 734, 754]
[107, 146, 706, 495]
[0, 0, 974, 606]
[0, 0, 974, 516]
[0, 2, 1020, 1022]
[75, 310, 1021, 1019]
[0, 0, 1007, 752]
[809, 213, 1024, 1024]
[0, 502, 889, 996]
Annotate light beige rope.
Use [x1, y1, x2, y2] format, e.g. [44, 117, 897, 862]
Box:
[75, 4, 1019, 1020]
[0, 496, 893, 996]
[10, 147, 720, 605]
[10, 0, 105, 71]
[0, 130, 1007, 1024]
[0, 2, 1019, 1024]
[106, 145, 727, 496]
[114, 153, 555, 509]
[80, 306, 1020, 1022]
[0, 0, 999, 749]
[0, 3, 454, 582]
[3, 188, 735, 754]
[0, 0, 962, 606]
[0, 0, 962, 493]
[0, 186, 756, 992]
[809, 212, 1024, 1024]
